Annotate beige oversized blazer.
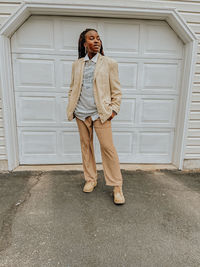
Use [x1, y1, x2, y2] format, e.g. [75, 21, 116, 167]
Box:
[66, 52, 122, 124]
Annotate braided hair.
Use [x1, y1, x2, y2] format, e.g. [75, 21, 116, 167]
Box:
[78, 28, 104, 59]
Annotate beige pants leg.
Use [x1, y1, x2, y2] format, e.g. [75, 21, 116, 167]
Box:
[75, 116, 97, 182]
[75, 116, 123, 186]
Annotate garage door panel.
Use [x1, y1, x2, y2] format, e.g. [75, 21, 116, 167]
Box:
[13, 54, 75, 93]
[59, 129, 82, 163]
[19, 128, 82, 164]
[20, 130, 57, 155]
[139, 97, 177, 126]
[142, 63, 179, 92]
[143, 22, 183, 58]
[16, 93, 73, 127]
[134, 155, 171, 164]
[118, 59, 181, 96]
[139, 131, 172, 154]
[11, 16, 55, 53]
[115, 98, 136, 123]
[118, 62, 138, 89]
[114, 96, 177, 127]
[16, 94, 57, 126]
[103, 21, 140, 54]
[113, 132, 133, 154]
[135, 130, 174, 163]
[60, 60, 74, 88]
[60, 96, 69, 124]
[13, 56, 56, 89]
[62, 132, 81, 154]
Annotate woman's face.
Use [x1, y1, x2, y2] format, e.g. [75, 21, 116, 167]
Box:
[84, 30, 101, 54]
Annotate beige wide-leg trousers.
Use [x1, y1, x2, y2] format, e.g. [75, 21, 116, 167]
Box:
[75, 116, 123, 186]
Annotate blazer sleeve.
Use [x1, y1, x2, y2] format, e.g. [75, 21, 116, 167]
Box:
[68, 61, 75, 99]
[109, 60, 122, 115]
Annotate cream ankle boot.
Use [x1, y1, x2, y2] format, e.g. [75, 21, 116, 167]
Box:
[113, 186, 125, 204]
[83, 179, 97, 192]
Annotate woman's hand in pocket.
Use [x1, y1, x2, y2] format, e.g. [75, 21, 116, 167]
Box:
[108, 110, 117, 121]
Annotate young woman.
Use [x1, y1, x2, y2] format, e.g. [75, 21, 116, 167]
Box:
[66, 28, 125, 205]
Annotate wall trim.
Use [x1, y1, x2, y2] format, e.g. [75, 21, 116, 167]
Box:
[0, 1, 198, 170]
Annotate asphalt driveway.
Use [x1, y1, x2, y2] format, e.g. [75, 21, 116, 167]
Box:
[0, 169, 200, 267]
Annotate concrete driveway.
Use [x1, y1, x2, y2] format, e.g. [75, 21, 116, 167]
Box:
[0, 169, 200, 267]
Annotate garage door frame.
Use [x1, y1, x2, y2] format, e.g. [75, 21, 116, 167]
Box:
[0, 1, 198, 170]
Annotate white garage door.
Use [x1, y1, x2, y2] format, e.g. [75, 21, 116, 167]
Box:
[11, 15, 184, 164]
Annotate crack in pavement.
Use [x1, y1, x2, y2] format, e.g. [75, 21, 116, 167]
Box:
[0, 171, 44, 253]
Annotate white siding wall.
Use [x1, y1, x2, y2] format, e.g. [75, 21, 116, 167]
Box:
[0, 0, 200, 169]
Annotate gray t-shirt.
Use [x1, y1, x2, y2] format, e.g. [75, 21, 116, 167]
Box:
[74, 52, 99, 121]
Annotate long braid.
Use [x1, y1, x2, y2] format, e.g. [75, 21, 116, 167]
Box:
[78, 28, 104, 59]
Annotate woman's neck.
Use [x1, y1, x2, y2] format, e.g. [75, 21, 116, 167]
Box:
[87, 52, 97, 59]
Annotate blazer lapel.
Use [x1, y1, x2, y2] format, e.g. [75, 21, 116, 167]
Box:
[93, 53, 103, 81]
[78, 58, 85, 88]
